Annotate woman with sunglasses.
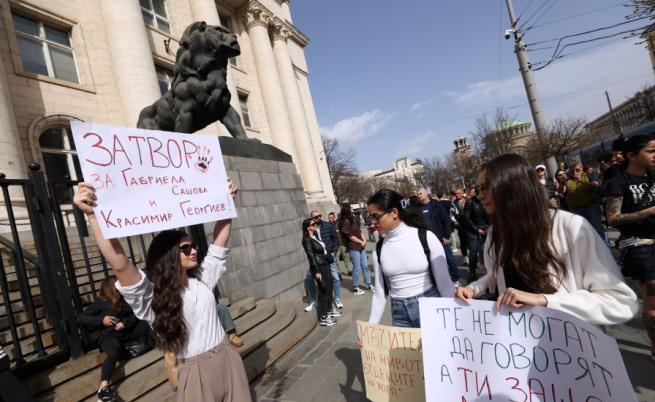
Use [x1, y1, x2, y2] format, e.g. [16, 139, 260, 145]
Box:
[367, 189, 455, 328]
[73, 179, 251, 402]
[301, 217, 336, 326]
[565, 162, 606, 239]
[455, 154, 638, 326]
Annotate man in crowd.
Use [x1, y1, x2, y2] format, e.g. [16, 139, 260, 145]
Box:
[462, 186, 489, 283]
[330, 212, 353, 275]
[310, 210, 344, 309]
[416, 188, 460, 286]
[453, 188, 468, 264]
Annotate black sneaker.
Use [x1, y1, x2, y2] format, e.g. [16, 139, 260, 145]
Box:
[98, 385, 118, 402]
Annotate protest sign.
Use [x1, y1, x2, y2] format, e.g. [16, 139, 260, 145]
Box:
[357, 320, 425, 402]
[70, 121, 236, 238]
[419, 298, 636, 402]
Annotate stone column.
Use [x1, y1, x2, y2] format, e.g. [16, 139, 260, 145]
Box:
[271, 22, 321, 193]
[242, 4, 299, 165]
[0, 56, 26, 179]
[101, 0, 161, 127]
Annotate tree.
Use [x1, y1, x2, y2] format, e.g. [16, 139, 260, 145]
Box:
[322, 136, 357, 202]
[472, 108, 526, 162]
[526, 116, 587, 165]
[627, 0, 655, 19]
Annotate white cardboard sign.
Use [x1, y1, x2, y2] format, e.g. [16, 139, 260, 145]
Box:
[419, 298, 636, 402]
[71, 121, 236, 238]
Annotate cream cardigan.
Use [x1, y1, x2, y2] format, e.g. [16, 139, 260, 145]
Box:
[468, 210, 639, 326]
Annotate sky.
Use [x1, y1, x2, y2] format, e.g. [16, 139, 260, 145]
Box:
[292, 0, 654, 173]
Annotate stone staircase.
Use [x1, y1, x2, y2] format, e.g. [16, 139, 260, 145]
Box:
[25, 296, 317, 401]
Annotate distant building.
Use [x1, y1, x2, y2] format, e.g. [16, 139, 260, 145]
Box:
[584, 85, 655, 145]
[453, 137, 471, 157]
[362, 157, 425, 188]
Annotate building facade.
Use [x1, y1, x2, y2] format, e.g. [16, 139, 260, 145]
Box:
[0, 0, 335, 210]
[362, 157, 425, 188]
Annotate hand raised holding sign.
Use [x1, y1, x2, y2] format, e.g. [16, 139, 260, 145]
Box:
[73, 182, 97, 215]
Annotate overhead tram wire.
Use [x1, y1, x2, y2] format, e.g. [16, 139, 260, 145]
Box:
[519, 0, 559, 31]
[527, 2, 627, 30]
[517, 0, 556, 32]
[532, 24, 651, 71]
[516, 0, 536, 22]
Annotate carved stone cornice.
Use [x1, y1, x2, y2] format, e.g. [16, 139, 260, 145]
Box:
[241, 1, 272, 29]
[240, 0, 308, 46]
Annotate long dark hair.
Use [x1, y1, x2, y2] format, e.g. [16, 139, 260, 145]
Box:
[339, 203, 353, 225]
[367, 189, 430, 231]
[145, 230, 189, 354]
[302, 217, 314, 239]
[98, 277, 122, 313]
[482, 154, 566, 294]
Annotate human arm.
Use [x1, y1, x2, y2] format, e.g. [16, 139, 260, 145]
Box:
[434, 201, 452, 240]
[462, 203, 478, 232]
[302, 237, 320, 277]
[368, 248, 387, 325]
[196, 178, 237, 289]
[77, 300, 105, 328]
[73, 183, 141, 286]
[606, 196, 655, 227]
[543, 215, 639, 325]
[340, 219, 365, 247]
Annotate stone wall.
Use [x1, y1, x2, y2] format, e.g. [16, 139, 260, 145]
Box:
[213, 137, 308, 301]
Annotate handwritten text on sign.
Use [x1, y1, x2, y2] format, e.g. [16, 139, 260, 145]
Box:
[71, 121, 236, 238]
[357, 320, 425, 402]
[419, 299, 636, 402]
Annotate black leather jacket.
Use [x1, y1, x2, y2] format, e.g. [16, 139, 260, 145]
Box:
[301, 236, 331, 276]
[463, 196, 489, 234]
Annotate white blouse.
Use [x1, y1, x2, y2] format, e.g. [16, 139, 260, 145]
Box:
[369, 222, 455, 324]
[116, 244, 229, 359]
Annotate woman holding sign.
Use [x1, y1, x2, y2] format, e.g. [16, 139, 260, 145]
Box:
[367, 189, 455, 328]
[73, 180, 251, 402]
[456, 154, 639, 326]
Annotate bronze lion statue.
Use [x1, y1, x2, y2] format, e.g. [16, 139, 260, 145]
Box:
[137, 21, 248, 139]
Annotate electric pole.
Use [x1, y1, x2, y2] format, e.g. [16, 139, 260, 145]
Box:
[505, 0, 557, 174]
[605, 90, 622, 135]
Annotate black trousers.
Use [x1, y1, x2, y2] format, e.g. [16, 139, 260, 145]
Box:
[315, 263, 333, 320]
[99, 320, 150, 381]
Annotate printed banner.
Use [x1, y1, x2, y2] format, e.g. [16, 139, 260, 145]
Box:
[71, 121, 236, 238]
[357, 320, 425, 402]
[419, 298, 636, 402]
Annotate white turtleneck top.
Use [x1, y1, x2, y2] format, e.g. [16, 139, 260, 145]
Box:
[368, 222, 455, 324]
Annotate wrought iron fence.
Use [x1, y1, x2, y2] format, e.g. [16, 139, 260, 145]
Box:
[0, 163, 208, 376]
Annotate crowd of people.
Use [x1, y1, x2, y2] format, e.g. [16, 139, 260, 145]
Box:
[8, 134, 644, 402]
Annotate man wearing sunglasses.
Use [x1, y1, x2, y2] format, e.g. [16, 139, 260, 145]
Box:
[310, 210, 344, 309]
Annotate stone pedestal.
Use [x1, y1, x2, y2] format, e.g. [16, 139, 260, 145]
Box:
[211, 137, 309, 301]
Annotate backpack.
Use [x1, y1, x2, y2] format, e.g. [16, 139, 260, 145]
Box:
[375, 227, 436, 296]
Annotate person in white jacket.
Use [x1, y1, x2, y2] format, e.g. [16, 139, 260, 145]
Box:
[456, 154, 639, 326]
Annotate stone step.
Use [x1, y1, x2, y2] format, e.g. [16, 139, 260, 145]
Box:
[82, 356, 165, 402]
[239, 301, 296, 359]
[242, 302, 316, 382]
[233, 299, 276, 335]
[35, 348, 163, 401]
[227, 296, 256, 320]
[132, 380, 176, 402]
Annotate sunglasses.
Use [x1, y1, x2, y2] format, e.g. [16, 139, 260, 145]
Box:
[178, 242, 197, 256]
[309, 222, 318, 227]
[368, 212, 388, 221]
[312, 215, 322, 220]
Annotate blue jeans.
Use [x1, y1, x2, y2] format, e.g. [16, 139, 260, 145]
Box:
[443, 243, 460, 282]
[570, 204, 606, 240]
[216, 303, 236, 334]
[349, 249, 371, 289]
[466, 232, 482, 279]
[305, 270, 316, 303]
[330, 261, 341, 301]
[391, 287, 440, 328]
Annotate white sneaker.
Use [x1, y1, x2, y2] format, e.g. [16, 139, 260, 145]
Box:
[353, 288, 366, 295]
[319, 316, 337, 326]
[304, 301, 316, 312]
[368, 284, 375, 292]
[335, 299, 344, 309]
[329, 309, 343, 318]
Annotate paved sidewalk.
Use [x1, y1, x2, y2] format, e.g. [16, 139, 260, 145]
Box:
[252, 257, 655, 401]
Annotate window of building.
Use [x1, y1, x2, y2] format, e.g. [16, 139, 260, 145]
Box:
[11, 12, 79, 83]
[218, 12, 238, 67]
[238, 94, 252, 128]
[140, 0, 170, 33]
[39, 126, 82, 202]
[155, 65, 173, 95]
